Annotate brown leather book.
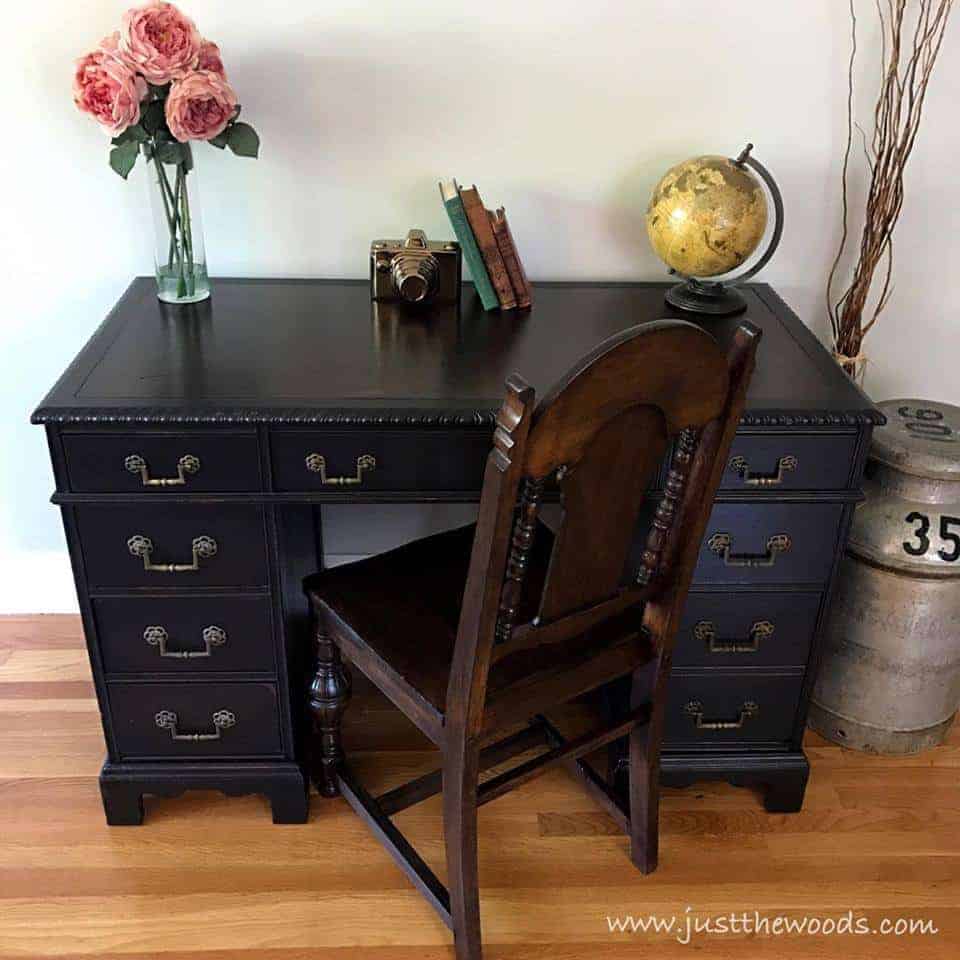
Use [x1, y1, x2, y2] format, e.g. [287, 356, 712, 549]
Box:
[458, 184, 516, 310]
[489, 206, 532, 309]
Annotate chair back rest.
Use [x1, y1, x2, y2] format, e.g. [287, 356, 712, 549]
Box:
[446, 319, 760, 733]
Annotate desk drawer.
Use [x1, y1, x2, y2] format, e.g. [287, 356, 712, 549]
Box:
[108, 681, 283, 759]
[94, 596, 275, 675]
[675, 592, 820, 668]
[63, 433, 261, 493]
[665, 674, 802, 745]
[694, 502, 843, 586]
[270, 430, 491, 493]
[76, 504, 269, 589]
[720, 433, 858, 491]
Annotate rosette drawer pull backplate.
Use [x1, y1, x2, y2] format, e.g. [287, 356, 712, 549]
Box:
[304, 453, 376, 486]
[124, 453, 200, 486]
[127, 534, 218, 572]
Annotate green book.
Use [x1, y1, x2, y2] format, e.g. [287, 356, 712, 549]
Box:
[439, 179, 500, 311]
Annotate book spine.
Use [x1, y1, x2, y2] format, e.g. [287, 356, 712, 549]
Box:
[459, 187, 517, 310]
[495, 207, 532, 308]
[442, 194, 500, 311]
[489, 209, 531, 309]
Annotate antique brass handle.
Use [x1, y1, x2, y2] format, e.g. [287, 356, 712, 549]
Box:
[694, 619, 775, 653]
[125, 453, 200, 486]
[304, 453, 376, 486]
[143, 625, 227, 659]
[127, 534, 218, 572]
[684, 700, 758, 731]
[728, 454, 797, 486]
[154, 708, 236, 741]
[707, 532, 791, 568]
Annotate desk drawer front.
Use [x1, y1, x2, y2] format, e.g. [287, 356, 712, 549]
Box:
[720, 433, 858, 491]
[665, 674, 802, 744]
[695, 502, 843, 586]
[675, 592, 820, 668]
[94, 596, 275, 675]
[76, 504, 269, 589]
[63, 433, 261, 493]
[108, 681, 283, 759]
[270, 430, 491, 493]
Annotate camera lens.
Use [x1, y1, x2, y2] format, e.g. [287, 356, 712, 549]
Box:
[392, 253, 439, 304]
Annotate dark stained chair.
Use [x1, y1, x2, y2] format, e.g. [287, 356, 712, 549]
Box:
[304, 318, 760, 960]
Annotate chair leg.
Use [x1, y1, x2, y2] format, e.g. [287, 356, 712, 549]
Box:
[308, 609, 351, 798]
[629, 657, 665, 874]
[443, 739, 483, 960]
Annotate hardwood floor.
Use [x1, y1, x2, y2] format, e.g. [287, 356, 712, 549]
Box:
[0, 614, 957, 959]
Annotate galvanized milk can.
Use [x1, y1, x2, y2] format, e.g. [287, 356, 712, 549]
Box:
[809, 399, 960, 753]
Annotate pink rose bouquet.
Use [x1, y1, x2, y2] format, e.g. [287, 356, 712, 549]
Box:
[72, 1, 260, 302]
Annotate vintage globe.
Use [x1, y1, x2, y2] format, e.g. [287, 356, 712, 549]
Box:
[646, 155, 768, 278]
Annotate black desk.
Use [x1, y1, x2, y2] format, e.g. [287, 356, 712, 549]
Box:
[33, 278, 881, 824]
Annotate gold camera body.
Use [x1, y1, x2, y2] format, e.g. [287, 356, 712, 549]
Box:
[370, 229, 462, 306]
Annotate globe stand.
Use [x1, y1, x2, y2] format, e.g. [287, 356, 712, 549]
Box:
[665, 277, 748, 316]
[661, 144, 784, 319]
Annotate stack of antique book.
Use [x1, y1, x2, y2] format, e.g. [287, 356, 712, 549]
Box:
[440, 180, 533, 311]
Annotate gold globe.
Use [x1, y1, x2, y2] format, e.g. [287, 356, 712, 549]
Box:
[646, 155, 768, 278]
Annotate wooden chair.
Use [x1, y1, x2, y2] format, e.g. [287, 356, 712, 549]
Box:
[304, 318, 760, 960]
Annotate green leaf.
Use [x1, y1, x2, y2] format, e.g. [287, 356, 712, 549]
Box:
[227, 122, 260, 158]
[208, 129, 229, 150]
[112, 123, 147, 146]
[109, 140, 140, 179]
[147, 82, 170, 98]
[156, 141, 185, 165]
[142, 100, 166, 136]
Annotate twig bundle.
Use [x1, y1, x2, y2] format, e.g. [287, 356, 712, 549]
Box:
[826, 0, 953, 382]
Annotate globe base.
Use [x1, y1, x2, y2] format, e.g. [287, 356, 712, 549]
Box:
[665, 278, 747, 317]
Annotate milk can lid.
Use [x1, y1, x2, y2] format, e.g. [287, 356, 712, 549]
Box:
[871, 399, 960, 479]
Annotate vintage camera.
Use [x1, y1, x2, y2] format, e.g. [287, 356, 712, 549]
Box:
[370, 229, 461, 306]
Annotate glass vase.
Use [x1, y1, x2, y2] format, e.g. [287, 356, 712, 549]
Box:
[146, 144, 210, 304]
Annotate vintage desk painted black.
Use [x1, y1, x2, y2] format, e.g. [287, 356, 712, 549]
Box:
[32, 278, 881, 824]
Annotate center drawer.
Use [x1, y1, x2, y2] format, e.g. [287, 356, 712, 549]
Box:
[270, 430, 492, 493]
[76, 503, 269, 589]
[93, 595, 275, 675]
[107, 681, 283, 759]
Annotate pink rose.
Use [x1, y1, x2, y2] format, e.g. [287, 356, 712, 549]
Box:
[119, 1, 201, 85]
[165, 70, 238, 142]
[196, 40, 226, 77]
[73, 33, 147, 135]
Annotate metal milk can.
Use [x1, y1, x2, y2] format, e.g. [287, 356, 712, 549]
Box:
[809, 399, 960, 754]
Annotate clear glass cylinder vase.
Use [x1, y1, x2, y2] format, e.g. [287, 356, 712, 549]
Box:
[146, 144, 210, 304]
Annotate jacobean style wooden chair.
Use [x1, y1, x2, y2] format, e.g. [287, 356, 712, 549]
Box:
[304, 318, 759, 960]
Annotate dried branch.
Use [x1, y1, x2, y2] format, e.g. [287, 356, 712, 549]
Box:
[826, 0, 953, 381]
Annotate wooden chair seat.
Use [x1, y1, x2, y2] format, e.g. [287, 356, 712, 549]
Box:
[306, 521, 654, 742]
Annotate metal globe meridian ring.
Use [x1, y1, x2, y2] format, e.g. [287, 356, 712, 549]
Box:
[646, 144, 784, 316]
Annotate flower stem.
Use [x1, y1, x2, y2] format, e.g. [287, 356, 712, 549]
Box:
[179, 161, 195, 297]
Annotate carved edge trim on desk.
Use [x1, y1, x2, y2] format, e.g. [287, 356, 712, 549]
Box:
[30, 406, 888, 427]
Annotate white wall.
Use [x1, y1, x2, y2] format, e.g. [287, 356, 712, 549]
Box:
[2, 1, 958, 612]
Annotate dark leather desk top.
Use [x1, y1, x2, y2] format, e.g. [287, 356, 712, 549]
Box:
[33, 278, 880, 428]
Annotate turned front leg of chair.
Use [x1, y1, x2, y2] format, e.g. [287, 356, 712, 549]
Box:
[309, 613, 352, 798]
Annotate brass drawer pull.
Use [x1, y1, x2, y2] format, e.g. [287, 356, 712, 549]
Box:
[707, 532, 791, 568]
[143, 624, 227, 659]
[125, 453, 200, 486]
[305, 453, 376, 486]
[729, 454, 797, 486]
[154, 708, 236, 741]
[694, 619, 775, 653]
[127, 534, 218, 572]
[684, 700, 758, 731]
